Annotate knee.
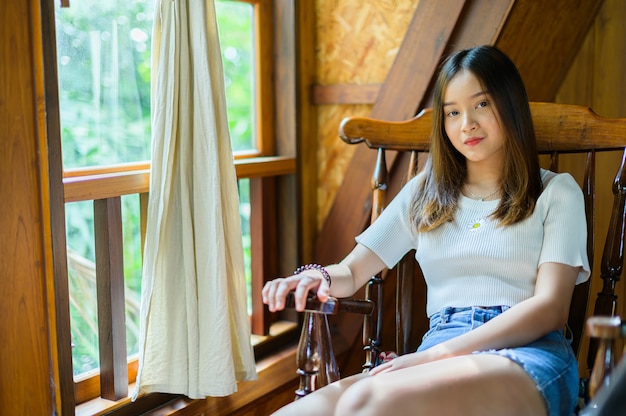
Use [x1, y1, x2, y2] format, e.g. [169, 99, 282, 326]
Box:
[335, 376, 384, 416]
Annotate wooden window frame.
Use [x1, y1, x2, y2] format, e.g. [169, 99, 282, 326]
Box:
[66, 157, 295, 407]
[47, 0, 300, 411]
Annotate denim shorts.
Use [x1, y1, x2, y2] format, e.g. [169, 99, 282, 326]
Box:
[418, 306, 579, 416]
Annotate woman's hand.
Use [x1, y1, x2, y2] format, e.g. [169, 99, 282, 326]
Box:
[263, 245, 386, 313]
[262, 271, 331, 312]
[369, 349, 440, 376]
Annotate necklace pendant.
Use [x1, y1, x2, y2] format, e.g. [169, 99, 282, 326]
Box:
[465, 184, 499, 201]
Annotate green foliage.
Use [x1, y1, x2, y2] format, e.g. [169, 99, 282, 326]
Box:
[56, 0, 153, 169]
[215, 1, 255, 152]
[57, 0, 255, 377]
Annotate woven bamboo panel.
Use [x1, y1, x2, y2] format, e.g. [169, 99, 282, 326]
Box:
[315, 0, 418, 229]
[317, 103, 368, 230]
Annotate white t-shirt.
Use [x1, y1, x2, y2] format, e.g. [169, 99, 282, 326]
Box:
[355, 169, 591, 317]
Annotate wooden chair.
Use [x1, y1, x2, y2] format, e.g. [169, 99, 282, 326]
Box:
[585, 316, 626, 397]
[582, 316, 626, 413]
[288, 102, 626, 405]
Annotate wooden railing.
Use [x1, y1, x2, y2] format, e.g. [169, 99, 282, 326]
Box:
[65, 156, 296, 403]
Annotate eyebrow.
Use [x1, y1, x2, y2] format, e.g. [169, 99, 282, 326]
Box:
[443, 91, 489, 107]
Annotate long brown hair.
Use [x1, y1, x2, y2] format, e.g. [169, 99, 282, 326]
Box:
[410, 45, 542, 232]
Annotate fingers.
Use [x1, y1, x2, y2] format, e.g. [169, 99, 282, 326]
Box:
[262, 277, 294, 312]
[292, 275, 328, 310]
[262, 273, 329, 312]
[262, 278, 283, 312]
[369, 360, 393, 376]
[315, 280, 331, 302]
[369, 351, 432, 376]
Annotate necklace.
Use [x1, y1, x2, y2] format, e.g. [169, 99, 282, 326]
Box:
[465, 184, 500, 201]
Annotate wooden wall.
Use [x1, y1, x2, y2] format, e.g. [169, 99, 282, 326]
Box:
[554, 0, 626, 362]
[0, 0, 58, 414]
[313, 0, 417, 229]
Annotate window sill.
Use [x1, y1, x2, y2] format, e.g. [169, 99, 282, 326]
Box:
[76, 321, 300, 416]
[76, 347, 299, 416]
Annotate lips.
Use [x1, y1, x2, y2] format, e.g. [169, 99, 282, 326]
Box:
[464, 137, 483, 146]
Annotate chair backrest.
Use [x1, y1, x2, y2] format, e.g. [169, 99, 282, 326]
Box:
[338, 102, 626, 372]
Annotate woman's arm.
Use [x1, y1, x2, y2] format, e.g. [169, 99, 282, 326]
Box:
[264, 175, 419, 312]
[262, 243, 387, 312]
[371, 261, 579, 374]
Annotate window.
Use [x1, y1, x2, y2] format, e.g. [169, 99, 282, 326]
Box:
[54, 0, 295, 409]
[56, 0, 153, 380]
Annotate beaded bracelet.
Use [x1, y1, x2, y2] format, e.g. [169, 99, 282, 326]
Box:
[294, 263, 332, 287]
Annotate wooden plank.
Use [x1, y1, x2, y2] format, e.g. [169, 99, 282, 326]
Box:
[63, 161, 150, 178]
[63, 157, 296, 203]
[76, 392, 176, 416]
[40, 0, 76, 412]
[250, 177, 278, 335]
[371, 0, 467, 122]
[592, 0, 626, 119]
[495, 0, 604, 101]
[74, 360, 140, 408]
[296, 0, 319, 264]
[257, 0, 276, 156]
[312, 84, 381, 105]
[64, 170, 151, 203]
[555, 29, 595, 106]
[0, 1, 55, 414]
[234, 156, 296, 178]
[94, 197, 128, 400]
[62, 156, 295, 180]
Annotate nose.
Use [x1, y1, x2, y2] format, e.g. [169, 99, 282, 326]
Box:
[461, 114, 478, 132]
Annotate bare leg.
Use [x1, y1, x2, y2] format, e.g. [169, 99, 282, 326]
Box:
[271, 373, 368, 416]
[336, 354, 547, 416]
[272, 355, 547, 416]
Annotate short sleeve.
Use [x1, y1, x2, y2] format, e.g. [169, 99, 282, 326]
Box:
[538, 172, 590, 284]
[354, 174, 421, 268]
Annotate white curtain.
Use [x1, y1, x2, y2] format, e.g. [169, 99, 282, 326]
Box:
[133, 0, 257, 400]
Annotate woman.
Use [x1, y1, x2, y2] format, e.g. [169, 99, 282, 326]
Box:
[262, 45, 590, 416]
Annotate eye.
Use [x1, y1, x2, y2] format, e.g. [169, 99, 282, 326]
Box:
[476, 100, 489, 109]
[446, 110, 459, 117]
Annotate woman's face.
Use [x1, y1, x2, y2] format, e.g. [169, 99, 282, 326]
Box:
[442, 69, 505, 169]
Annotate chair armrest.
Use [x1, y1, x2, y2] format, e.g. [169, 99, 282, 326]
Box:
[337, 298, 375, 315]
[586, 316, 624, 339]
[284, 291, 374, 315]
[580, 352, 626, 415]
[586, 316, 626, 398]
